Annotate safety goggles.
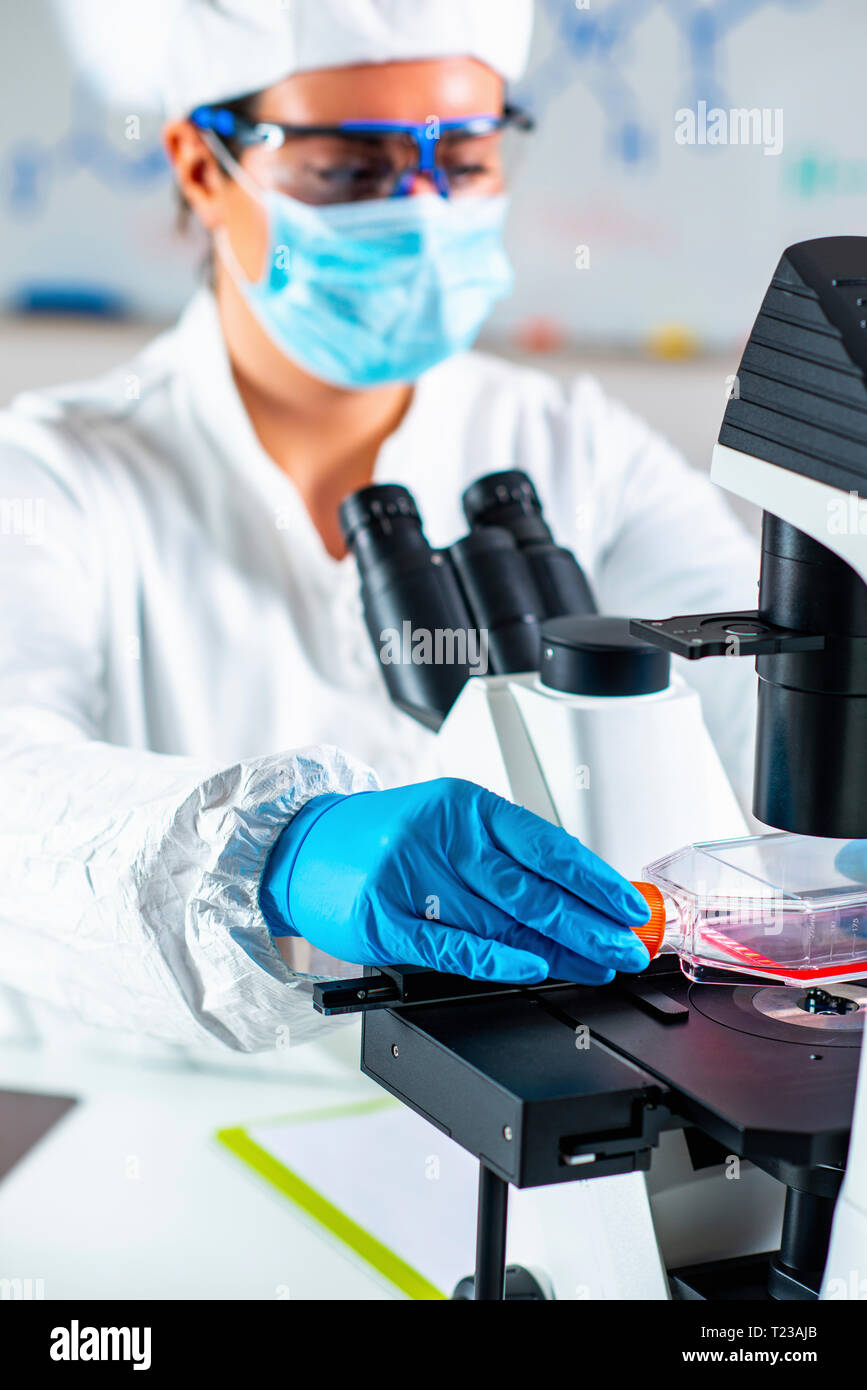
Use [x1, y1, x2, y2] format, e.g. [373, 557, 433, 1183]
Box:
[190, 105, 534, 204]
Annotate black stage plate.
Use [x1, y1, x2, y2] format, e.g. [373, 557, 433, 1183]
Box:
[544, 973, 859, 1169]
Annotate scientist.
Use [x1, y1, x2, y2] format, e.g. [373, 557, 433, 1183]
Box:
[0, 0, 759, 1052]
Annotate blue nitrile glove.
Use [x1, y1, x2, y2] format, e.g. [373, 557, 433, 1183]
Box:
[833, 842, 867, 941]
[836, 842, 867, 883]
[260, 778, 651, 985]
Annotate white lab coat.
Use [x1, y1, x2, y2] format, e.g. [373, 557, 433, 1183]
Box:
[0, 290, 759, 1052]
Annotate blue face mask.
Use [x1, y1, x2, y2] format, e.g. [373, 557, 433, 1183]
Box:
[211, 141, 514, 389]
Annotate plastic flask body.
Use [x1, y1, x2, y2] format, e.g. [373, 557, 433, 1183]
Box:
[631, 832, 867, 987]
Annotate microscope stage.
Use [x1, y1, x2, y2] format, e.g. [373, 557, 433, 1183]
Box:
[360, 966, 859, 1190]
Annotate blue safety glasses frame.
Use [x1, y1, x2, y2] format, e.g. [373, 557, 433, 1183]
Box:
[190, 103, 535, 199]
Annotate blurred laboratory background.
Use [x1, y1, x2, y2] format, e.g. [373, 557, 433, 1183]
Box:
[2, 0, 866, 534]
[1, 0, 865, 1301]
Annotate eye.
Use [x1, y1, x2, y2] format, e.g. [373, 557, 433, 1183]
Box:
[439, 134, 503, 180]
[447, 162, 492, 178]
[441, 156, 502, 188]
[307, 160, 387, 187]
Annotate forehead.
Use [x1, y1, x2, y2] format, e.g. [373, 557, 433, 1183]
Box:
[253, 58, 504, 124]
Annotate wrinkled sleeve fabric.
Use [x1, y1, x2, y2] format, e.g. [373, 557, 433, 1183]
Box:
[566, 377, 761, 810]
[0, 424, 378, 1052]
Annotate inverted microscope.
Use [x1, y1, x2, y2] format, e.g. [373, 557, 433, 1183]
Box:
[312, 237, 867, 1301]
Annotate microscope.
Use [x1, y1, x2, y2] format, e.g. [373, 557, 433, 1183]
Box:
[339, 468, 746, 878]
[314, 236, 867, 1301]
[631, 234, 867, 1298]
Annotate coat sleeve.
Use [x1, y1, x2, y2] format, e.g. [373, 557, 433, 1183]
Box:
[0, 426, 378, 1053]
[566, 377, 761, 811]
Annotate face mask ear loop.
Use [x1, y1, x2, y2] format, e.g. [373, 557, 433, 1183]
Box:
[200, 128, 266, 203]
[199, 128, 268, 288]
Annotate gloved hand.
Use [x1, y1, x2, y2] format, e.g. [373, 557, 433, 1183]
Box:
[260, 778, 651, 984]
[836, 841, 867, 882]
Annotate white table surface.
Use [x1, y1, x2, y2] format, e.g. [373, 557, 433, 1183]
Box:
[0, 1020, 399, 1301]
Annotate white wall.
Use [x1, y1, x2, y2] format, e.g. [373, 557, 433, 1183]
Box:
[499, 0, 867, 349]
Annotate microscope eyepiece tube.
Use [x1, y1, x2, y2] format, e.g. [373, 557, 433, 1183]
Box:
[461, 470, 597, 619]
[339, 484, 429, 565]
[339, 484, 476, 731]
[448, 526, 545, 675]
[340, 472, 604, 730]
[462, 470, 552, 542]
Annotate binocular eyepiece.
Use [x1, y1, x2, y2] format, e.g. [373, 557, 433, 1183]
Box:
[463, 469, 557, 540]
[339, 470, 597, 729]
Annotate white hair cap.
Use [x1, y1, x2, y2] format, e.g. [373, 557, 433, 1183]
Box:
[162, 0, 535, 116]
